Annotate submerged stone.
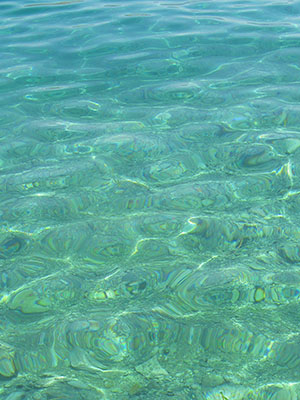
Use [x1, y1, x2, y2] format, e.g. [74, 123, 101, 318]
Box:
[8, 288, 51, 314]
[0, 348, 17, 379]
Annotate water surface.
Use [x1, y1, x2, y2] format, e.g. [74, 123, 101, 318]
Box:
[1, 0, 300, 398]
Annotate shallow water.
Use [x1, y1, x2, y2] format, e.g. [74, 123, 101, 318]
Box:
[1, 0, 300, 398]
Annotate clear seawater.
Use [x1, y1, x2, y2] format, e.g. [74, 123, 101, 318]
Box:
[1, 0, 300, 398]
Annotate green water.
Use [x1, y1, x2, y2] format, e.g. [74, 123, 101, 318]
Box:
[1, 0, 300, 398]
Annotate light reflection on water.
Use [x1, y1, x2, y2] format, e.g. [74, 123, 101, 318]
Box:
[1, 0, 300, 398]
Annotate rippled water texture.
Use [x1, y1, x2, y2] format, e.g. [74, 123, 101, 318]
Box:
[1, 0, 300, 398]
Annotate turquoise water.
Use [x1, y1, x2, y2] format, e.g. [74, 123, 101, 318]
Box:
[1, 0, 300, 398]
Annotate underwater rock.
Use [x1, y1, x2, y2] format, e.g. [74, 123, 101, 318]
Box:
[135, 356, 168, 379]
[200, 384, 250, 399]
[0, 344, 17, 379]
[8, 288, 51, 314]
[201, 373, 225, 388]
